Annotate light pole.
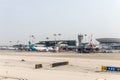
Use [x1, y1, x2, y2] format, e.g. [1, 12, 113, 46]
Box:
[53, 34, 57, 47]
[53, 34, 57, 40]
[58, 33, 61, 41]
[29, 35, 36, 44]
[53, 33, 62, 52]
[53, 33, 61, 45]
[84, 34, 87, 43]
[9, 41, 12, 47]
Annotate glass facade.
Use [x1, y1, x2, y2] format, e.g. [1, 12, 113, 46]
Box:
[37, 40, 76, 47]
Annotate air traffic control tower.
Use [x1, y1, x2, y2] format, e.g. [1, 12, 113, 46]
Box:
[78, 34, 83, 46]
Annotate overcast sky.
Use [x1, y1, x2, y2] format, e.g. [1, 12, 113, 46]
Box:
[0, 0, 120, 45]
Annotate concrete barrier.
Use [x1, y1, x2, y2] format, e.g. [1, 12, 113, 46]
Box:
[35, 64, 42, 69]
[51, 61, 69, 67]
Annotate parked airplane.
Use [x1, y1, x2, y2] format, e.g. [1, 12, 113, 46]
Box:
[28, 41, 54, 52]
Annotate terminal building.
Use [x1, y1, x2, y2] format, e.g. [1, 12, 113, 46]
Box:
[96, 38, 120, 50]
[36, 40, 76, 51]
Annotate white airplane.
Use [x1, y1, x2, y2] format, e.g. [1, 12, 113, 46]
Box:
[28, 41, 54, 52]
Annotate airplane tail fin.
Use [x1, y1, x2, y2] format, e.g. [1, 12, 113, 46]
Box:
[28, 41, 33, 46]
[28, 41, 36, 51]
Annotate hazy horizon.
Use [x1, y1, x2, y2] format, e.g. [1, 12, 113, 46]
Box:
[0, 0, 120, 45]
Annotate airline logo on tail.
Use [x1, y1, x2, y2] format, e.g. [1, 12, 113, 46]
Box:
[28, 41, 37, 51]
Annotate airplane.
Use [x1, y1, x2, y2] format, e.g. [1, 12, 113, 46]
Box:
[28, 41, 54, 52]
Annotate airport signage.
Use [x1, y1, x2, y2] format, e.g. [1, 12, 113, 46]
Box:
[102, 66, 120, 71]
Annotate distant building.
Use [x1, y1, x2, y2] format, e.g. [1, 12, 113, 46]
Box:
[36, 40, 76, 51]
[96, 38, 120, 50]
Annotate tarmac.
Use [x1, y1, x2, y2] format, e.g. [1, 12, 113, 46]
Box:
[0, 50, 119, 80]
